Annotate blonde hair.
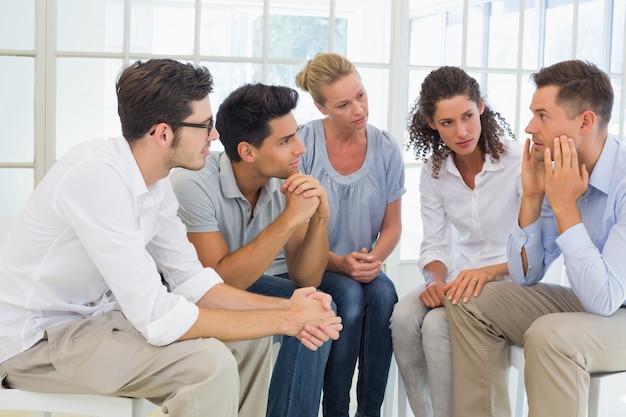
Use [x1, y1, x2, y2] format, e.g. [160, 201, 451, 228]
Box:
[295, 52, 357, 105]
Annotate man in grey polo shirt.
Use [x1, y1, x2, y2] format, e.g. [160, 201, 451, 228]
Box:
[170, 83, 332, 417]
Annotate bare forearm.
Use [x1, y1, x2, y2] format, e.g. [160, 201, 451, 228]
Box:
[423, 261, 448, 284]
[370, 223, 401, 263]
[288, 215, 329, 287]
[213, 214, 300, 289]
[518, 194, 544, 228]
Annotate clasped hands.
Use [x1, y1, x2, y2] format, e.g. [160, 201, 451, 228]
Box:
[287, 287, 342, 351]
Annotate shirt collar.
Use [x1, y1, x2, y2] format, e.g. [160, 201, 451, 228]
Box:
[116, 137, 150, 197]
[444, 150, 505, 176]
[588, 136, 619, 195]
[217, 151, 281, 200]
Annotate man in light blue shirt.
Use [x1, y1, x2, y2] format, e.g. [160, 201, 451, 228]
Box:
[445, 60, 626, 417]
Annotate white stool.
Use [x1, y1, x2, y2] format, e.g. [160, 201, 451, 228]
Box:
[509, 345, 626, 417]
[0, 389, 156, 417]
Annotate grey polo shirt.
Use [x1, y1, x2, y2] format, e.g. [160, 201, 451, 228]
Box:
[170, 151, 288, 276]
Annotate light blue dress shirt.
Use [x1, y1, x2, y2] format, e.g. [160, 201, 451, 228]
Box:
[508, 136, 626, 316]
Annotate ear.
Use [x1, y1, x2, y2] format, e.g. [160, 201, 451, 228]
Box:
[314, 101, 328, 115]
[578, 110, 596, 135]
[149, 123, 171, 147]
[237, 142, 257, 162]
[427, 118, 437, 131]
[478, 99, 486, 115]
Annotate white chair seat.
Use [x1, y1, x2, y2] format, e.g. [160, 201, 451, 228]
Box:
[509, 345, 626, 417]
[0, 389, 156, 417]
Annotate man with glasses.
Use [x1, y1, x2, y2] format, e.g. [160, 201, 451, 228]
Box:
[171, 83, 332, 417]
[0, 59, 341, 417]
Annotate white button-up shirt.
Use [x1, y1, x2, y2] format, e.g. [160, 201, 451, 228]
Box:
[418, 141, 523, 282]
[0, 137, 222, 363]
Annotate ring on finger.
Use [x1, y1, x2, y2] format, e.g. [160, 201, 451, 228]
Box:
[471, 277, 478, 282]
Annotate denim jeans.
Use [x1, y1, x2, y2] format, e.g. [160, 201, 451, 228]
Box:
[247, 274, 332, 417]
[390, 285, 452, 417]
[318, 270, 397, 417]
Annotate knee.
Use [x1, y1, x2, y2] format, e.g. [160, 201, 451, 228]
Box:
[524, 313, 572, 356]
[327, 279, 365, 319]
[184, 338, 239, 385]
[390, 294, 425, 333]
[373, 273, 398, 305]
[422, 307, 449, 341]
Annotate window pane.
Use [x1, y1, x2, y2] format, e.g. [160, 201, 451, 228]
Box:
[200, 0, 264, 57]
[576, 0, 608, 65]
[267, 1, 331, 59]
[56, 58, 122, 159]
[544, 0, 574, 65]
[484, 73, 518, 129]
[358, 68, 389, 131]
[0, 56, 34, 163]
[409, 13, 442, 66]
[0, 169, 33, 214]
[488, 0, 520, 69]
[57, 0, 124, 52]
[609, 78, 623, 139]
[518, 75, 537, 139]
[466, 3, 488, 68]
[203, 61, 262, 152]
[409, 0, 464, 66]
[130, 0, 195, 55]
[335, 0, 391, 63]
[0, 0, 34, 50]
[400, 165, 422, 260]
[611, 0, 625, 73]
[444, 8, 464, 66]
[265, 63, 321, 124]
[204, 61, 262, 106]
[522, 0, 540, 70]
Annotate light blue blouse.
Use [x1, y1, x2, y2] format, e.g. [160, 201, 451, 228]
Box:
[298, 119, 406, 256]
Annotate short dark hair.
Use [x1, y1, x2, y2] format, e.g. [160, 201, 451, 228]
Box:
[216, 84, 299, 162]
[531, 60, 613, 128]
[116, 59, 214, 142]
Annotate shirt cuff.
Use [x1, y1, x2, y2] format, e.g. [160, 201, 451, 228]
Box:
[146, 295, 199, 346]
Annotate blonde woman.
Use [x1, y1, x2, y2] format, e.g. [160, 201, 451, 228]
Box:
[295, 52, 405, 417]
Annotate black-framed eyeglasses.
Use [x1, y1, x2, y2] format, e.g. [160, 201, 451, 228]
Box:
[150, 119, 214, 136]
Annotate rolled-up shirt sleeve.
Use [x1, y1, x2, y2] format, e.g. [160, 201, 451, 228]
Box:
[55, 156, 222, 346]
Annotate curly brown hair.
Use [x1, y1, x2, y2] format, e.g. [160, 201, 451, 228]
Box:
[406, 66, 515, 178]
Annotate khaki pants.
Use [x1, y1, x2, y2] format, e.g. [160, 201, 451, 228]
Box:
[0, 310, 271, 417]
[445, 282, 626, 417]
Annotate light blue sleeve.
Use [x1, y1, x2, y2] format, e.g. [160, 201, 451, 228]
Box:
[557, 221, 626, 316]
[507, 198, 561, 286]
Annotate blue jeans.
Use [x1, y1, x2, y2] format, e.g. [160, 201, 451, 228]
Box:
[318, 270, 398, 417]
[247, 274, 332, 417]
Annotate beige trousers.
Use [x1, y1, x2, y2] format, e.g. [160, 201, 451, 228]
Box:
[445, 282, 626, 417]
[0, 310, 271, 417]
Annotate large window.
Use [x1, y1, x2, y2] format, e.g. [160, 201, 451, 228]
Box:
[402, 0, 626, 268]
[1, 0, 626, 284]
